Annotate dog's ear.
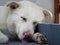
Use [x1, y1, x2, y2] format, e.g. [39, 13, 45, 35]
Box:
[7, 2, 19, 9]
[43, 9, 54, 23]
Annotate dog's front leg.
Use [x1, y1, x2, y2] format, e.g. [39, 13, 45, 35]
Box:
[0, 31, 8, 43]
[32, 32, 48, 44]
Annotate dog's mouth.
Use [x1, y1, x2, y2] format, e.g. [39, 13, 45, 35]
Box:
[22, 24, 39, 41]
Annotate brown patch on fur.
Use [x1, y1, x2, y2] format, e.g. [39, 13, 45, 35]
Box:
[32, 33, 48, 44]
[7, 2, 19, 9]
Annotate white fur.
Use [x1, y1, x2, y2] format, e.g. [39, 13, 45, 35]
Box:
[0, 1, 54, 43]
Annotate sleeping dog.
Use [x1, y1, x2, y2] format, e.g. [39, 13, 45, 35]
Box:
[0, 0, 54, 43]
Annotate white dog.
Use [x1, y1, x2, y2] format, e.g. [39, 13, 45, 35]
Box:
[0, 1, 54, 43]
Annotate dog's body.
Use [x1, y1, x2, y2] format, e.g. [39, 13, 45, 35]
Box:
[0, 1, 54, 43]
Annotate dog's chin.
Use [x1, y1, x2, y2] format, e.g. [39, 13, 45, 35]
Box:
[17, 34, 24, 40]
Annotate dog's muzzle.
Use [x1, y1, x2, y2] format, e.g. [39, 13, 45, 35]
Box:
[23, 31, 31, 38]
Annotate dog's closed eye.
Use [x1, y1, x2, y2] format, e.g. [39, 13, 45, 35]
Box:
[33, 22, 38, 25]
[21, 17, 27, 22]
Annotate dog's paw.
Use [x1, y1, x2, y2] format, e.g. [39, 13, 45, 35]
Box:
[32, 32, 48, 44]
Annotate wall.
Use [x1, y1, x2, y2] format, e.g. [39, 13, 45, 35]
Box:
[0, 0, 54, 15]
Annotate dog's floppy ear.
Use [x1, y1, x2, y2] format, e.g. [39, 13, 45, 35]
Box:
[43, 9, 54, 23]
[7, 2, 19, 9]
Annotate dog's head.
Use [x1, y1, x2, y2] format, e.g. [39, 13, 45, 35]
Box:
[7, 1, 53, 40]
